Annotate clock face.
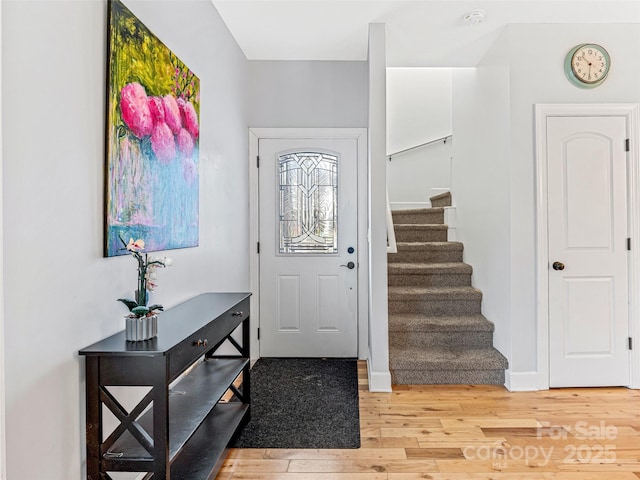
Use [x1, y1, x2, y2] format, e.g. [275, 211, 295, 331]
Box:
[565, 44, 611, 88]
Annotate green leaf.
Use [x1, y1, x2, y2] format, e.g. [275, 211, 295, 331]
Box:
[148, 304, 164, 312]
[117, 298, 138, 312]
[132, 306, 150, 316]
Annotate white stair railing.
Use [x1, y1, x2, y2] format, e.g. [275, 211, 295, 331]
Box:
[387, 134, 452, 161]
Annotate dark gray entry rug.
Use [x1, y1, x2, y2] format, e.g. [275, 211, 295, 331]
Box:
[230, 358, 360, 449]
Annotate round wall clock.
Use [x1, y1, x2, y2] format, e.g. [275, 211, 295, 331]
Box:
[564, 43, 611, 89]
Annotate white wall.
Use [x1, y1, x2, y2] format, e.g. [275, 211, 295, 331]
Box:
[452, 31, 512, 371]
[386, 68, 452, 155]
[387, 68, 452, 208]
[507, 23, 640, 376]
[452, 23, 640, 387]
[248, 60, 368, 127]
[387, 139, 453, 209]
[2, 1, 249, 478]
[367, 23, 391, 392]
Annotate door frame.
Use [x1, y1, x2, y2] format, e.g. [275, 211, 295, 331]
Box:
[249, 128, 369, 360]
[535, 103, 640, 389]
[0, 6, 6, 475]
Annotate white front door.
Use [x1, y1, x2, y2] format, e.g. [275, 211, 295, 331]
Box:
[258, 137, 358, 357]
[547, 116, 629, 387]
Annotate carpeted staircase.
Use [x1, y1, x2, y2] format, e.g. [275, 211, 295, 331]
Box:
[388, 192, 508, 384]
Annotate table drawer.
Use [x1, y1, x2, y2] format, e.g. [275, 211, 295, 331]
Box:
[169, 298, 249, 379]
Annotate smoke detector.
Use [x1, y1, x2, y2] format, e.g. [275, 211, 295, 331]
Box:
[464, 9, 486, 25]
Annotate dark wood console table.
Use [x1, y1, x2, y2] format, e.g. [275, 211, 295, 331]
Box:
[80, 292, 251, 480]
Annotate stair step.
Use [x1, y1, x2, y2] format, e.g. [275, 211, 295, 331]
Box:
[389, 346, 508, 385]
[430, 191, 452, 208]
[391, 368, 506, 385]
[392, 208, 444, 225]
[388, 262, 472, 287]
[394, 224, 448, 242]
[388, 262, 472, 275]
[388, 314, 494, 332]
[389, 286, 482, 301]
[389, 326, 493, 349]
[389, 242, 463, 264]
[388, 286, 482, 315]
[389, 333, 494, 349]
[389, 314, 495, 348]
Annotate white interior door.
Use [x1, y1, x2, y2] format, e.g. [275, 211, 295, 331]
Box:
[547, 115, 629, 387]
[258, 137, 358, 357]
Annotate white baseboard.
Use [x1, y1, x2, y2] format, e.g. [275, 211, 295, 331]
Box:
[367, 362, 392, 392]
[505, 370, 539, 391]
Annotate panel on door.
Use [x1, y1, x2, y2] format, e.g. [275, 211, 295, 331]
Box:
[259, 138, 358, 357]
[547, 116, 629, 387]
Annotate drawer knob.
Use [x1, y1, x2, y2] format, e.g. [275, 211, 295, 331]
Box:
[195, 339, 208, 348]
[232, 311, 244, 317]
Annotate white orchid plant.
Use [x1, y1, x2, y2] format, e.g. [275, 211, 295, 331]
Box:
[117, 236, 173, 318]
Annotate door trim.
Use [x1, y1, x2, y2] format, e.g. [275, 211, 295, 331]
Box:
[0, 7, 6, 474]
[535, 104, 640, 389]
[249, 128, 368, 361]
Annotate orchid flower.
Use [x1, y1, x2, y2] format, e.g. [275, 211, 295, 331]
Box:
[126, 238, 145, 251]
[117, 235, 173, 317]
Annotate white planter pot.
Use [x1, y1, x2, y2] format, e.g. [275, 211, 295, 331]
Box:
[125, 314, 158, 341]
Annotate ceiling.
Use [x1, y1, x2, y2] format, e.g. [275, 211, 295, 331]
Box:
[211, 0, 640, 66]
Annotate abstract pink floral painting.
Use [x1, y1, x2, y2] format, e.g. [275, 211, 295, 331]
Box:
[105, 0, 200, 257]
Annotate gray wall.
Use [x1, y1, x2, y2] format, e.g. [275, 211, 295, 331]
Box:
[2, 1, 249, 478]
[248, 60, 368, 127]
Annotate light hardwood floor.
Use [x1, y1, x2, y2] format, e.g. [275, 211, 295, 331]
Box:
[216, 360, 640, 479]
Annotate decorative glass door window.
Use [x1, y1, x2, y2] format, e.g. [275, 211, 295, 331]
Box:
[278, 151, 338, 253]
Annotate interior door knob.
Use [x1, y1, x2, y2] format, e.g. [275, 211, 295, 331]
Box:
[340, 261, 356, 270]
[552, 261, 565, 271]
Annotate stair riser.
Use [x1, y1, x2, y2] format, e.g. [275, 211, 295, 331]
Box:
[388, 273, 471, 287]
[431, 199, 451, 208]
[394, 230, 448, 242]
[392, 212, 444, 225]
[389, 331, 494, 349]
[389, 300, 481, 315]
[388, 251, 463, 264]
[391, 369, 505, 385]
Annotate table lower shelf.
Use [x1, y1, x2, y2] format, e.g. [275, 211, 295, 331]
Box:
[169, 402, 249, 480]
[103, 357, 248, 474]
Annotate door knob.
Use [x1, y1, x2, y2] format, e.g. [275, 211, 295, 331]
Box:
[340, 261, 356, 270]
[552, 261, 565, 271]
